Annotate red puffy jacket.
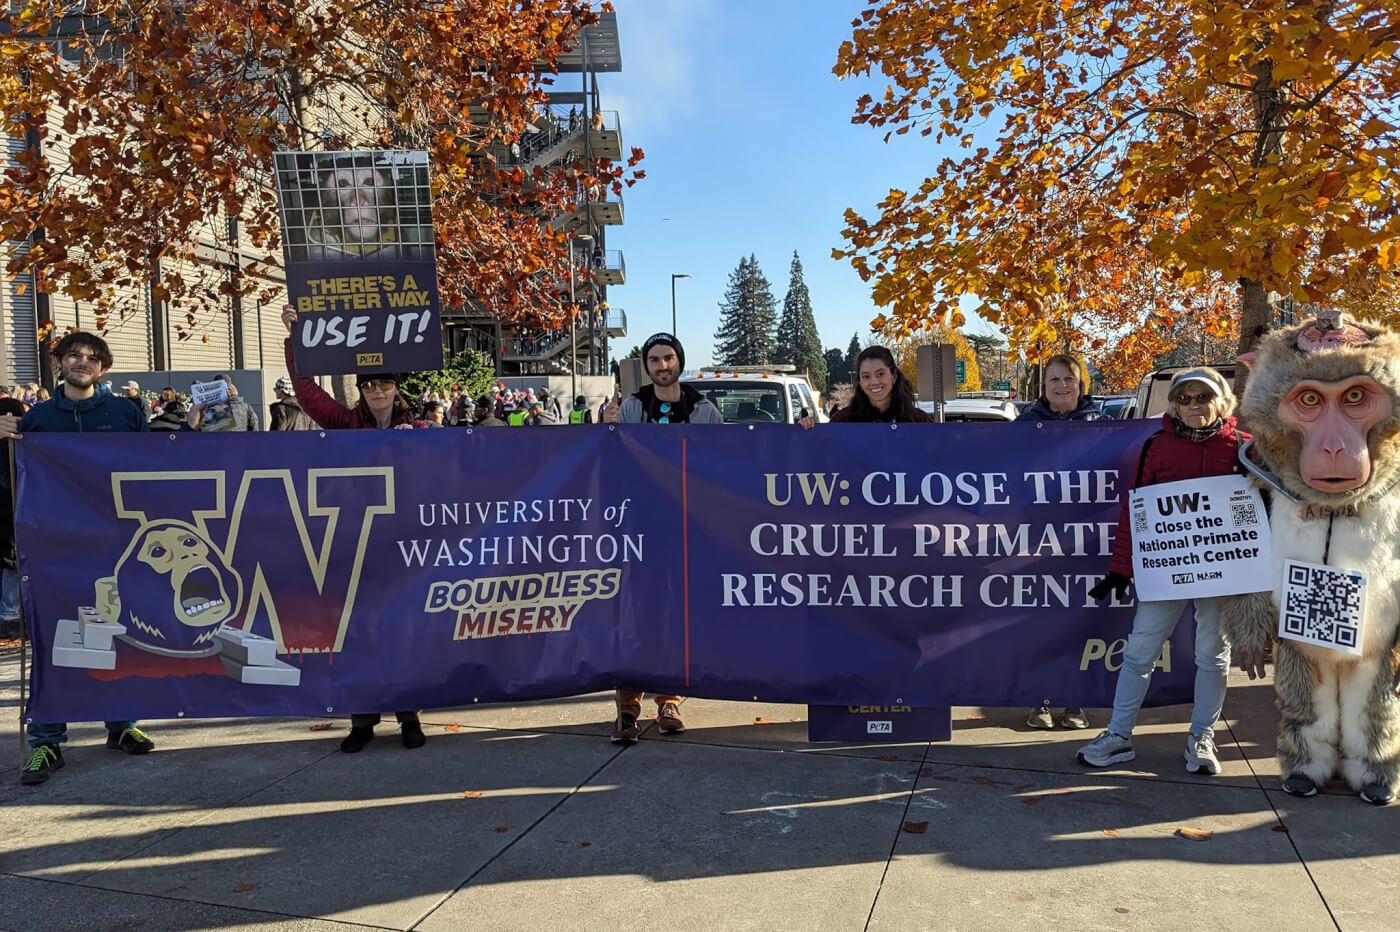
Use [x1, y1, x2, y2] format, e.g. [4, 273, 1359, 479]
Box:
[283, 340, 424, 430]
[1108, 414, 1250, 578]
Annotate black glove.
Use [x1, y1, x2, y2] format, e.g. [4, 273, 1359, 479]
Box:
[1088, 573, 1130, 602]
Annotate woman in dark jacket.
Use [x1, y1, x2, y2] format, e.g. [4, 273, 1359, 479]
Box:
[1077, 366, 1249, 775]
[1017, 354, 1099, 729]
[281, 306, 426, 753]
[1017, 354, 1103, 423]
[801, 345, 931, 426]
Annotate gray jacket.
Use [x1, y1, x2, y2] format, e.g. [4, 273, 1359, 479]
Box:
[618, 388, 724, 424]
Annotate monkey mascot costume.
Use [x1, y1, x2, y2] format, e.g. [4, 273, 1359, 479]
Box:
[1224, 313, 1400, 805]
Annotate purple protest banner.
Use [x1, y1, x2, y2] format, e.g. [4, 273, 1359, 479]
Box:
[17, 421, 1195, 724]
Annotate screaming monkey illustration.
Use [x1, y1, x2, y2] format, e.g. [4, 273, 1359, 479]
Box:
[94, 520, 244, 656]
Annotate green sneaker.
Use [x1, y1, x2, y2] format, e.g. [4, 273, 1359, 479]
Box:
[106, 726, 155, 755]
[21, 744, 64, 785]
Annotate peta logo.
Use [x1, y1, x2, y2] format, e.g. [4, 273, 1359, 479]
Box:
[1080, 638, 1172, 673]
[867, 721, 893, 734]
[1172, 572, 1195, 584]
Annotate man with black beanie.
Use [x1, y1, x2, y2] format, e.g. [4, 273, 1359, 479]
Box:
[602, 332, 721, 743]
[604, 332, 722, 428]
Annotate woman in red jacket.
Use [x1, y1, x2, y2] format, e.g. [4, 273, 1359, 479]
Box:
[1077, 367, 1249, 776]
[282, 307, 426, 753]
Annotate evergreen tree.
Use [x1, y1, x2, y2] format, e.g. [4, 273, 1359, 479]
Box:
[713, 254, 778, 366]
[774, 252, 828, 391]
[823, 348, 847, 386]
[844, 333, 862, 379]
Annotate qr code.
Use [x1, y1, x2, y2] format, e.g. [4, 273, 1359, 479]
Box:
[1280, 561, 1364, 652]
[1132, 504, 1148, 536]
[1229, 496, 1260, 528]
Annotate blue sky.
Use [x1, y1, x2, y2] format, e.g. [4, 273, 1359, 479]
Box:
[592, 0, 985, 368]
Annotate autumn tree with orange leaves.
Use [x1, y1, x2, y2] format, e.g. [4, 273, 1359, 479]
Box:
[0, 1, 640, 339]
[833, 0, 1399, 382]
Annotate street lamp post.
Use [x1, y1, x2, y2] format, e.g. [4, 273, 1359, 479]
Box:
[569, 234, 594, 400]
[670, 273, 691, 336]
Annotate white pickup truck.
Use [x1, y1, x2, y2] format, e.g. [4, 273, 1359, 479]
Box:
[681, 367, 828, 425]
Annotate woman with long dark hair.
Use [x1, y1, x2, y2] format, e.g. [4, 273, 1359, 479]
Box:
[281, 306, 427, 754]
[800, 345, 931, 427]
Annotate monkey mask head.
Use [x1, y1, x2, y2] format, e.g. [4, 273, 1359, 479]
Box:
[95, 520, 244, 657]
[1240, 314, 1400, 507]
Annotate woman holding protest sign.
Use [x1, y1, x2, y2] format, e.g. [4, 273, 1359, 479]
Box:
[281, 306, 427, 753]
[798, 345, 931, 427]
[1077, 367, 1249, 775]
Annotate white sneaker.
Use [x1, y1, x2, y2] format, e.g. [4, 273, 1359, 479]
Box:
[1077, 730, 1135, 767]
[1185, 732, 1222, 775]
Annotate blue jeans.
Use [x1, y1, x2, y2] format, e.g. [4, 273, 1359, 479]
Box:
[1, 566, 18, 619]
[1105, 596, 1230, 739]
[27, 721, 137, 749]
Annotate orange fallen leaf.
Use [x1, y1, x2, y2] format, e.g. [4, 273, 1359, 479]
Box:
[1023, 797, 1040, 806]
[1103, 828, 1120, 836]
[754, 717, 777, 725]
[1176, 826, 1213, 841]
[493, 826, 508, 833]
[308, 722, 335, 732]
[1271, 824, 1289, 834]
[902, 820, 928, 834]
[232, 883, 255, 893]
[444, 724, 462, 732]
[579, 840, 592, 847]
[463, 790, 484, 799]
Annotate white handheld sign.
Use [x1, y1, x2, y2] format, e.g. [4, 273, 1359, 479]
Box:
[1129, 475, 1272, 601]
[191, 380, 229, 406]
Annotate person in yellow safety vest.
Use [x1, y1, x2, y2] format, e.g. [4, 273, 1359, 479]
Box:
[506, 405, 528, 427]
[569, 394, 593, 424]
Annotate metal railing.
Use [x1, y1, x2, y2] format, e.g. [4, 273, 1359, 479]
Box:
[512, 108, 620, 166]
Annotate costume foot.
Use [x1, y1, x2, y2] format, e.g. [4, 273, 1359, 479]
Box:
[1281, 773, 1318, 797]
[1360, 783, 1394, 806]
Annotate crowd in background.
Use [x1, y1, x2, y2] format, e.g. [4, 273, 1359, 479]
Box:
[88, 377, 602, 433]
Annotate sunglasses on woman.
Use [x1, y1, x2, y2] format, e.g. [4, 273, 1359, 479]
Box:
[358, 379, 397, 393]
[1174, 392, 1213, 406]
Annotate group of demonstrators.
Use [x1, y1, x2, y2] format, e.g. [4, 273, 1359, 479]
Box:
[794, 345, 1242, 774]
[5, 321, 1246, 787]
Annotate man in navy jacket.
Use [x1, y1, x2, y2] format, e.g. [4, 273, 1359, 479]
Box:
[0, 332, 153, 786]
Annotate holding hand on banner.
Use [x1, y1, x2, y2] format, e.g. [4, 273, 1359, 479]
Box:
[0, 414, 19, 440]
[1088, 573, 1130, 601]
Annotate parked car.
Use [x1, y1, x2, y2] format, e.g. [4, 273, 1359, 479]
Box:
[1097, 395, 1137, 420]
[1133, 365, 1238, 418]
[915, 398, 1018, 422]
[682, 367, 827, 425]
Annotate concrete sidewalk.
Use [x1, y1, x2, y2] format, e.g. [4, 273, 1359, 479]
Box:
[2, 645, 1397, 931]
